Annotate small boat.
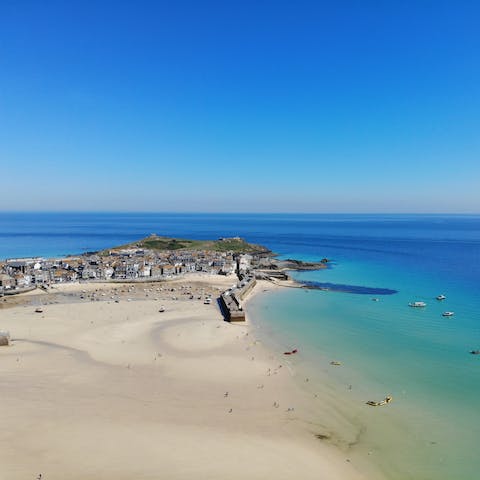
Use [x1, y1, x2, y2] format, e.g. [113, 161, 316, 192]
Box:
[442, 311, 454, 317]
[409, 301, 427, 307]
[330, 361, 341, 366]
[284, 348, 298, 355]
[470, 350, 480, 355]
[436, 294, 446, 301]
[159, 306, 165, 312]
[204, 298, 212, 304]
[35, 307, 43, 313]
[366, 395, 393, 407]
[372, 298, 379, 302]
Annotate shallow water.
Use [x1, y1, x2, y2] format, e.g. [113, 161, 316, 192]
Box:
[248, 232, 480, 479]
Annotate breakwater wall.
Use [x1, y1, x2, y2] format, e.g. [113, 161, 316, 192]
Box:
[220, 275, 256, 322]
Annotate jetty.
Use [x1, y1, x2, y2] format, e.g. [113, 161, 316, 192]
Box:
[220, 275, 256, 322]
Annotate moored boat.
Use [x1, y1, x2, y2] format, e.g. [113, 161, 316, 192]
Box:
[436, 294, 446, 300]
[442, 311, 454, 317]
[409, 301, 427, 307]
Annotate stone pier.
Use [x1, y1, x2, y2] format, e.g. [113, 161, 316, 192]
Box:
[219, 275, 256, 322]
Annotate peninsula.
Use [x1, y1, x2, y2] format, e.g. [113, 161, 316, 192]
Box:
[0, 234, 327, 295]
[0, 235, 373, 480]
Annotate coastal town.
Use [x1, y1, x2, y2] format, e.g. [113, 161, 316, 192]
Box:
[0, 234, 328, 294]
[0, 235, 270, 291]
[0, 235, 328, 324]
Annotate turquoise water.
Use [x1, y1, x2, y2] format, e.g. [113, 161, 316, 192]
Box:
[1, 213, 479, 478]
[249, 247, 480, 479]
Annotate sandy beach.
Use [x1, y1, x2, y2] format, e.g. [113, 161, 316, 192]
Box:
[0, 274, 376, 480]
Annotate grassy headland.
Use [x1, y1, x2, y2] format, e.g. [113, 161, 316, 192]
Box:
[102, 234, 271, 255]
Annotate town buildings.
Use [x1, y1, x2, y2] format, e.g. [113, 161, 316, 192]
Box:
[0, 240, 256, 294]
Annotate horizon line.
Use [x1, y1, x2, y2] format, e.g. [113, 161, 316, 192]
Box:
[0, 210, 479, 216]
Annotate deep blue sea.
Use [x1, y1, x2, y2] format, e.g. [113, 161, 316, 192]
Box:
[1, 212, 479, 479]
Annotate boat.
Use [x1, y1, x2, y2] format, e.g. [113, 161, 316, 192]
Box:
[470, 350, 480, 355]
[366, 395, 393, 407]
[284, 348, 298, 355]
[34, 307, 43, 313]
[442, 311, 454, 317]
[330, 360, 341, 366]
[436, 294, 446, 300]
[409, 301, 427, 307]
[372, 298, 379, 302]
[204, 298, 212, 304]
[159, 306, 165, 312]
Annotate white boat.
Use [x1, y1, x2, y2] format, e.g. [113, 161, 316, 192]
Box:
[442, 311, 454, 317]
[204, 298, 212, 304]
[409, 301, 427, 307]
[436, 294, 446, 300]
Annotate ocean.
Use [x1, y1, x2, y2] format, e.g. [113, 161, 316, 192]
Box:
[1, 212, 479, 479]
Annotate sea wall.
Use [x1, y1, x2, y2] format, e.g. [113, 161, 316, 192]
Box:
[220, 275, 256, 322]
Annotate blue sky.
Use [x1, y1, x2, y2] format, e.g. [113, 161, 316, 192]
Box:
[1, 1, 479, 212]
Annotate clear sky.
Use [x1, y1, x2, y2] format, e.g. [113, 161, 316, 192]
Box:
[0, 1, 479, 213]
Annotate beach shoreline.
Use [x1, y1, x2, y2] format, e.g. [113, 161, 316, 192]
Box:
[0, 275, 381, 480]
[244, 281, 390, 479]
